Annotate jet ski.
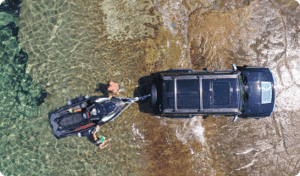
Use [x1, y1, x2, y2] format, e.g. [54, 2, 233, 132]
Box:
[49, 94, 150, 139]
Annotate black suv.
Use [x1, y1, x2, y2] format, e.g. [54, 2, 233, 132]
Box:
[151, 64, 276, 122]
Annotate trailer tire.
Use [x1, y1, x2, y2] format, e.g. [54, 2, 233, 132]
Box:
[151, 84, 157, 106]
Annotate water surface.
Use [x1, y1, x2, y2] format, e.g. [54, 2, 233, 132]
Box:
[1, 0, 300, 175]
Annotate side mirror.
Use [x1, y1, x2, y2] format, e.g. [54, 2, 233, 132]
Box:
[232, 64, 237, 72]
[232, 115, 238, 122]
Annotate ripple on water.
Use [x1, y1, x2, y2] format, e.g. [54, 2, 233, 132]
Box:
[188, 0, 300, 175]
[175, 116, 206, 145]
[4, 0, 300, 175]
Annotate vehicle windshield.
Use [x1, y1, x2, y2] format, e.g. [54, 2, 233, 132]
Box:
[238, 74, 245, 111]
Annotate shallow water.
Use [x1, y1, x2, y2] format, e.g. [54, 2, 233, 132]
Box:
[1, 0, 300, 175]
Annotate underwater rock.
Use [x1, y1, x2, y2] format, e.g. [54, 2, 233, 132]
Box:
[6, 64, 16, 75]
[0, 5, 46, 109]
[17, 91, 26, 105]
[0, 27, 13, 41]
[0, 12, 16, 27]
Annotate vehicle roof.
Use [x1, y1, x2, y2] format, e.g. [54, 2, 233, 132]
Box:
[160, 72, 241, 114]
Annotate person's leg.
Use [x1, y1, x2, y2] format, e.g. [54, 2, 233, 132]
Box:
[99, 140, 110, 149]
[99, 143, 109, 149]
[103, 140, 110, 147]
[99, 143, 108, 149]
[88, 134, 98, 145]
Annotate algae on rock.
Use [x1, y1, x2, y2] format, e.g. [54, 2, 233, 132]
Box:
[0, 9, 46, 117]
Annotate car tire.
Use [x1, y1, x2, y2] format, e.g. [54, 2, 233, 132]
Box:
[151, 84, 157, 106]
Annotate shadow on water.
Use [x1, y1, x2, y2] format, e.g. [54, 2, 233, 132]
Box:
[1, 22, 19, 37]
[94, 82, 110, 97]
[0, 0, 22, 16]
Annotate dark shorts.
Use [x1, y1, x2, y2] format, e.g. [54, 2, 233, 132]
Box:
[95, 139, 103, 146]
[95, 142, 103, 146]
[88, 134, 102, 146]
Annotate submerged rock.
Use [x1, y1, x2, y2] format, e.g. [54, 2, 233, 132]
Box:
[0, 4, 46, 114]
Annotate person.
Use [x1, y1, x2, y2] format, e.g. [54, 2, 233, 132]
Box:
[107, 81, 125, 98]
[93, 125, 110, 149]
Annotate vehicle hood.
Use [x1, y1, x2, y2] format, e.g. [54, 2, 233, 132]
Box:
[242, 70, 276, 117]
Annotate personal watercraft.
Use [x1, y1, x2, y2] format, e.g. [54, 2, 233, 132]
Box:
[49, 94, 150, 139]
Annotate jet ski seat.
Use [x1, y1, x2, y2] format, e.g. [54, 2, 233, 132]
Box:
[60, 112, 85, 127]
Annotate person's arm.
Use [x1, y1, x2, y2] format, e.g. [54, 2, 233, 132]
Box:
[93, 131, 97, 140]
[93, 125, 100, 140]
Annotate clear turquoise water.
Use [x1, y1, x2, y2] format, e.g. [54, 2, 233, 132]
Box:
[1, 0, 157, 175]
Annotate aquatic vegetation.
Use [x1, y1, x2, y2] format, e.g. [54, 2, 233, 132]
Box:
[0, 9, 46, 111]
